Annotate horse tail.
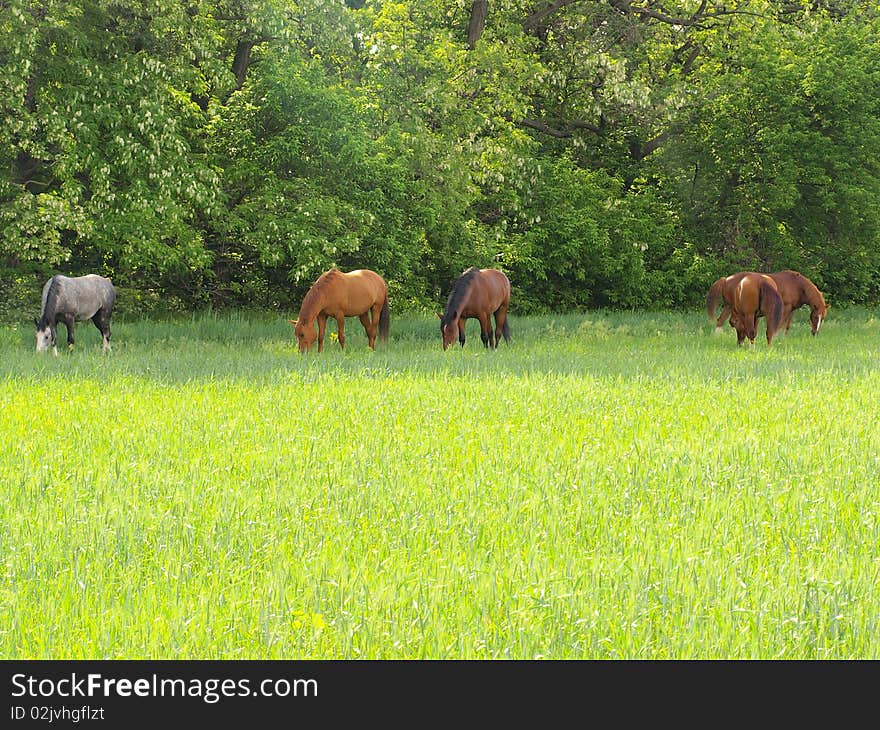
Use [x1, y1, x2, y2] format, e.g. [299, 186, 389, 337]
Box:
[761, 280, 784, 344]
[706, 278, 724, 322]
[378, 292, 390, 342]
[502, 317, 511, 342]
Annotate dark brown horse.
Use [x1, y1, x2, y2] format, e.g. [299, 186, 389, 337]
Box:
[707, 269, 828, 336]
[437, 267, 511, 350]
[290, 268, 389, 352]
[728, 273, 784, 347]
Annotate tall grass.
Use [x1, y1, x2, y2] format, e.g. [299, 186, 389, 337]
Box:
[1, 307, 879, 658]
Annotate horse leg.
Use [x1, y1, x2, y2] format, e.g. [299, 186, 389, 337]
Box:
[62, 313, 76, 350]
[494, 304, 509, 346]
[715, 304, 731, 333]
[458, 318, 466, 347]
[478, 313, 492, 348]
[316, 314, 327, 353]
[336, 315, 346, 350]
[369, 301, 385, 347]
[783, 308, 793, 334]
[359, 312, 375, 350]
[92, 310, 112, 352]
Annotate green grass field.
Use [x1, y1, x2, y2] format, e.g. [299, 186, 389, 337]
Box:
[1, 307, 879, 658]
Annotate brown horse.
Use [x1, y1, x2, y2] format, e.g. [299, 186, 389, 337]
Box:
[437, 267, 511, 350]
[707, 272, 749, 333]
[728, 273, 784, 347]
[290, 268, 389, 352]
[770, 269, 828, 335]
[707, 269, 828, 335]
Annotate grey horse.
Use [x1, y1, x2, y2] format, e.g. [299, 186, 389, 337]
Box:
[34, 274, 117, 355]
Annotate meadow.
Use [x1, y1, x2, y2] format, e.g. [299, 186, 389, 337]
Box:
[1, 307, 879, 659]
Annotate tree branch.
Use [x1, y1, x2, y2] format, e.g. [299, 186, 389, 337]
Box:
[520, 118, 572, 137]
[523, 0, 580, 31]
[608, 0, 703, 26]
[629, 129, 670, 161]
[520, 117, 602, 137]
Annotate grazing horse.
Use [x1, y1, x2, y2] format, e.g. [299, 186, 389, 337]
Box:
[729, 273, 784, 347]
[707, 269, 828, 335]
[290, 268, 389, 352]
[707, 272, 749, 333]
[34, 274, 116, 355]
[437, 267, 511, 350]
[770, 269, 828, 335]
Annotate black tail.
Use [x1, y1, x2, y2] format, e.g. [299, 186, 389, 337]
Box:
[501, 317, 510, 343]
[761, 280, 784, 345]
[378, 294, 390, 342]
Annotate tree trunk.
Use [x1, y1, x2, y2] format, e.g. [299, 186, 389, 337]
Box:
[232, 40, 254, 89]
[467, 0, 488, 49]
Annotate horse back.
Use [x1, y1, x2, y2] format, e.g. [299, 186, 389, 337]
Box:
[339, 269, 387, 315]
[720, 271, 752, 304]
[43, 274, 116, 320]
[733, 273, 774, 313]
[769, 270, 804, 308]
[772, 269, 826, 313]
[477, 268, 511, 310]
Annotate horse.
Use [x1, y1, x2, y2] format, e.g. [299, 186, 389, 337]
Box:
[437, 267, 510, 350]
[707, 269, 828, 335]
[728, 272, 784, 347]
[34, 274, 116, 355]
[769, 269, 828, 335]
[290, 268, 389, 353]
[706, 272, 749, 333]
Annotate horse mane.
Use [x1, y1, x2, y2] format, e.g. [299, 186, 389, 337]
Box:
[441, 267, 480, 325]
[299, 269, 342, 317]
[38, 276, 61, 328]
[802, 275, 826, 310]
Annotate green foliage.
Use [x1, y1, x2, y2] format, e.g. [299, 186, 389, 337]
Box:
[1, 0, 880, 312]
[0, 0, 222, 297]
[661, 11, 880, 302]
[208, 51, 431, 308]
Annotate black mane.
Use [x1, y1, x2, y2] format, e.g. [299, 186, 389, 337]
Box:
[37, 276, 61, 328]
[441, 267, 479, 325]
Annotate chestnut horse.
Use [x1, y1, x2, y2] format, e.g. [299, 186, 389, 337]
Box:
[727, 273, 784, 347]
[707, 269, 828, 336]
[290, 268, 389, 352]
[437, 267, 511, 350]
[770, 269, 828, 335]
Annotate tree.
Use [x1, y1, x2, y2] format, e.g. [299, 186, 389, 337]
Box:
[0, 0, 225, 303]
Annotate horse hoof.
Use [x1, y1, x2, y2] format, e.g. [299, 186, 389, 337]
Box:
[714, 326, 723, 334]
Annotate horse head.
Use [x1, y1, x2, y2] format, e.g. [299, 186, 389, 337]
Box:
[34, 316, 55, 353]
[810, 301, 828, 336]
[437, 311, 457, 350]
[290, 318, 317, 353]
